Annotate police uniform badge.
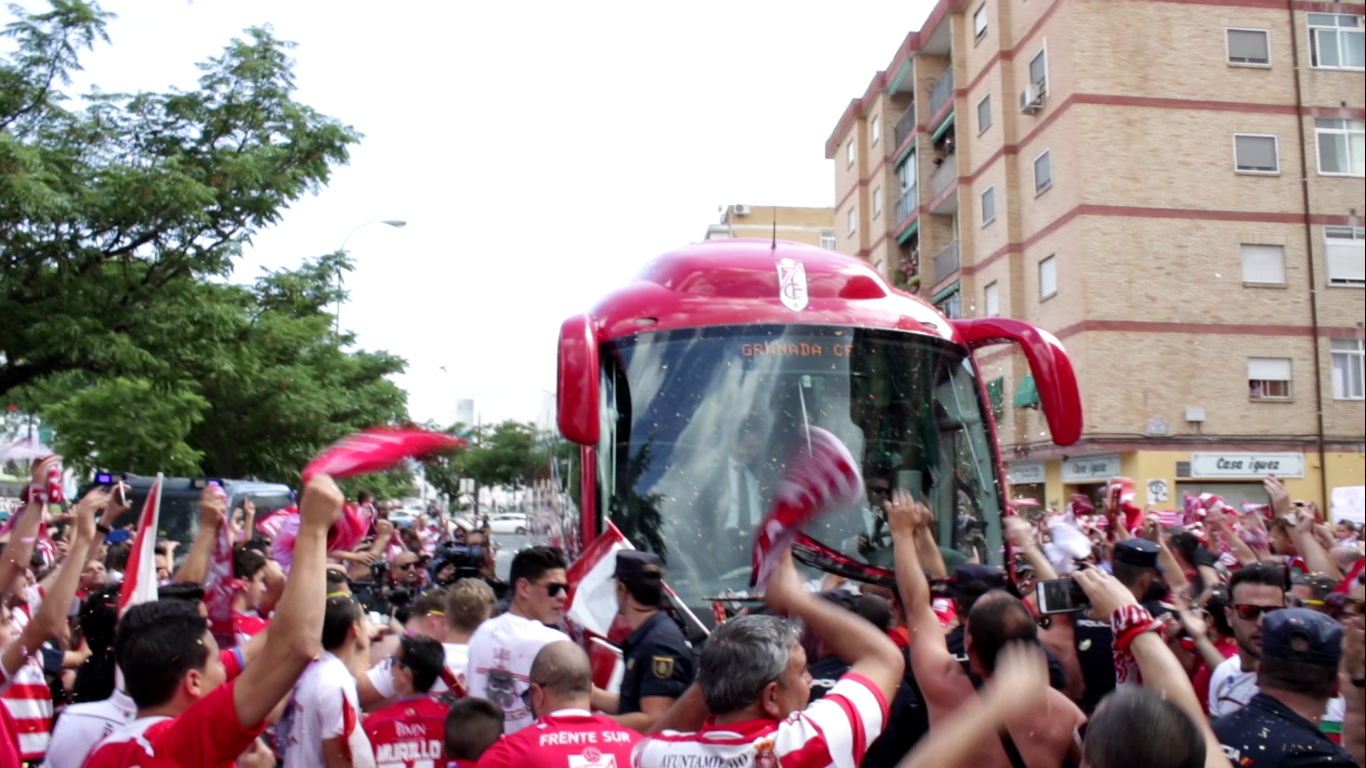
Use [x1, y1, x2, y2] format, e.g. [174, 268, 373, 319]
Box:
[651, 655, 675, 679]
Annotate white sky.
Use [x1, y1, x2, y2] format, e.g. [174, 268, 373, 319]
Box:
[66, 0, 935, 427]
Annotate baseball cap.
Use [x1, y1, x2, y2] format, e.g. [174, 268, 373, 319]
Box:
[1261, 607, 1343, 667]
[952, 564, 1007, 598]
[1114, 539, 1164, 572]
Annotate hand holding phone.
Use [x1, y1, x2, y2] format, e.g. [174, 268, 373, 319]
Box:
[1036, 577, 1090, 614]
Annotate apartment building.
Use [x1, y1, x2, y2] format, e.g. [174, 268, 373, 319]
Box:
[703, 204, 836, 247]
[826, 0, 1364, 512]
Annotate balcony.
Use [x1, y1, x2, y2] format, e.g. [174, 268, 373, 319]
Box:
[930, 154, 957, 200]
[893, 107, 917, 151]
[933, 240, 960, 285]
[929, 69, 954, 116]
[895, 183, 918, 223]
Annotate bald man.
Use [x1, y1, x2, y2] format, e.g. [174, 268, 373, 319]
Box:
[474, 642, 639, 768]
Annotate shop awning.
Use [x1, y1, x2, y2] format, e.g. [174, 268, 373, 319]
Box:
[1013, 374, 1040, 409]
[930, 113, 955, 143]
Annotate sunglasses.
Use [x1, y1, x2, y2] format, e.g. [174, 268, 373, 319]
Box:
[1290, 597, 1325, 608]
[520, 679, 548, 709]
[389, 654, 409, 670]
[545, 582, 568, 598]
[396, 562, 419, 571]
[1232, 603, 1285, 621]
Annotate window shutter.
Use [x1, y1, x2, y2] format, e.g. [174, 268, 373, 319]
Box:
[1236, 136, 1277, 170]
[1228, 30, 1269, 63]
[1326, 239, 1365, 284]
[1240, 244, 1285, 283]
[1247, 357, 1291, 381]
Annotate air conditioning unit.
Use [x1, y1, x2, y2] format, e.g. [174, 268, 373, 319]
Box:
[1019, 83, 1044, 114]
[733, 204, 751, 216]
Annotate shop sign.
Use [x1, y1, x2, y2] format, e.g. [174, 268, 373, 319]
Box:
[1006, 461, 1046, 485]
[1189, 452, 1305, 479]
[1061, 454, 1122, 483]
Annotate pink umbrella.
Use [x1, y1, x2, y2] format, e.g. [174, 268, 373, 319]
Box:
[0, 438, 53, 463]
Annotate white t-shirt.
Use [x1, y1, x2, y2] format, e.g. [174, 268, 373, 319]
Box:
[278, 652, 377, 768]
[366, 641, 471, 699]
[466, 611, 570, 734]
[42, 689, 138, 768]
[1208, 655, 1346, 732]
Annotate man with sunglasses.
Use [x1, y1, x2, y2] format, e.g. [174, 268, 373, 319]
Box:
[364, 635, 450, 767]
[1209, 562, 1288, 720]
[466, 545, 570, 734]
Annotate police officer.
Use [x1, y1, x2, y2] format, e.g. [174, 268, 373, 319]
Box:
[590, 551, 695, 733]
[1214, 608, 1355, 766]
[1074, 538, 1176, 713]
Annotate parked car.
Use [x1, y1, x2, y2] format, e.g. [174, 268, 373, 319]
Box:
[488, 512, 528, 535]
[79, 474, 293, 545]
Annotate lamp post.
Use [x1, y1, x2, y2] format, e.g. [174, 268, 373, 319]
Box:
[335, 219, 407, 337]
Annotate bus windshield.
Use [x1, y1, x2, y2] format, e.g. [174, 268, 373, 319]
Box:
[598, 323, 1004, 613]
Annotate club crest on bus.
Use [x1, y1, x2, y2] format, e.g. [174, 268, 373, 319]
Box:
[776, 258, 809, 311]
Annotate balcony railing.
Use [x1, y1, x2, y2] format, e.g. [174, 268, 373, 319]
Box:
[893, 106, 917, 150]
[930, 154, 958, 200]
[933, 240, 960, 284]
[929, 69, 955, 116]
[895, 183, 918, 222]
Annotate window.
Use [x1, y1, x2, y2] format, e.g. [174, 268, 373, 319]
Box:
[974, 5, 988, 38]
[873, 186, 884, 217]
[820, 230, 836, 250]
[1240, 243, 1286, 285]
[977, 94, 992, 133]
[984, 281, 1000, 317]
[1309, 14, 1364, 70]
[937, 290, 962, 319]
[1248, 357, 1292, 400]
[871, 115, 881, 146]
[981, 186, 996, 225]
[1029, 46, 1048, 94]
[1033, 150, 1052, 193]
[847, 206, 857, 236]
[1039, 255, 1057, 299]
[1234, 134, 1279, 173]
[1315, 119, 1364, 176]
[1226, 28, 1271, 65]
[847, 140, 856, 168]
[1325, 226, 1365, 286]
[1331, 339, 1365, 399]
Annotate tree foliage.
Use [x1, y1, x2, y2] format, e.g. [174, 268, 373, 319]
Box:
[18, 254, 410, 483]
[0, 1, 362, 397]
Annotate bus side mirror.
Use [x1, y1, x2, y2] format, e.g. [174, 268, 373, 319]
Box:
[951, 318, 1083, 446]
[557, 314, 600, 445]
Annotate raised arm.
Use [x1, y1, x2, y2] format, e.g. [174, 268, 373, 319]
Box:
[1074, 568, 1231, 768]
[1006, 516, 1056, 611]
[232, 474, 341, 728]
[895, 643, 1049, 768]
[173, 486, 228, 584]
[0, 457, 60, 596]
[2, 490, 102, 680]
[888, 491, 956, 682]
[765, 553, 904, 704]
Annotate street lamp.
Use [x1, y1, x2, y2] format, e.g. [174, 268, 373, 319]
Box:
[335, 219, 407, 336]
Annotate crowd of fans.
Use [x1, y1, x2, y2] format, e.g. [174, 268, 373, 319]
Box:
[0, 451, 1362, 768]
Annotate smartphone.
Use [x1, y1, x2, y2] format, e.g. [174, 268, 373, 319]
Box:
[1036, 578, 1090, 614]
[115, 482, 128, 506]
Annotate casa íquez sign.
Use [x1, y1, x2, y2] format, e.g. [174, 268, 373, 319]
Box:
[1062, 454, 1122, 483]
[1190, 452, 1305, 479]
[1006, 461, 1046, 485]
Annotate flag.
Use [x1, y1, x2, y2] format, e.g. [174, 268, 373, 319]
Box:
[118, 474, 163, 617]
[302, 426, 467, 483]
[202, 484, 236, 648]
[564, 522, 633, 639]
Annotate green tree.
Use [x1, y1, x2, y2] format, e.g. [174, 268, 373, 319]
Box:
[0, 1, 361, 397]
[18, 255, 410, 483]
[421, 422, 472, 505]
[465, 421, 541, 492]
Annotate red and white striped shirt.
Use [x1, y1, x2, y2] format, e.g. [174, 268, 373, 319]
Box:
[633, 674, 888, 768]
[1, 586, 53, 760]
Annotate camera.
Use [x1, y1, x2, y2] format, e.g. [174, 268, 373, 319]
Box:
[430, 542, 487, 585]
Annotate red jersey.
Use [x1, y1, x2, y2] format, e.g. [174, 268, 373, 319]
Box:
[0, 704, 22, 767]
[81, 678, 263, 768]
[364, 696, 450, 767]
[474, 709, 639, 768]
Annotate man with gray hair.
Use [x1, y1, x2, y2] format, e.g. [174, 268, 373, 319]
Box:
[634, 555, 903, 768]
